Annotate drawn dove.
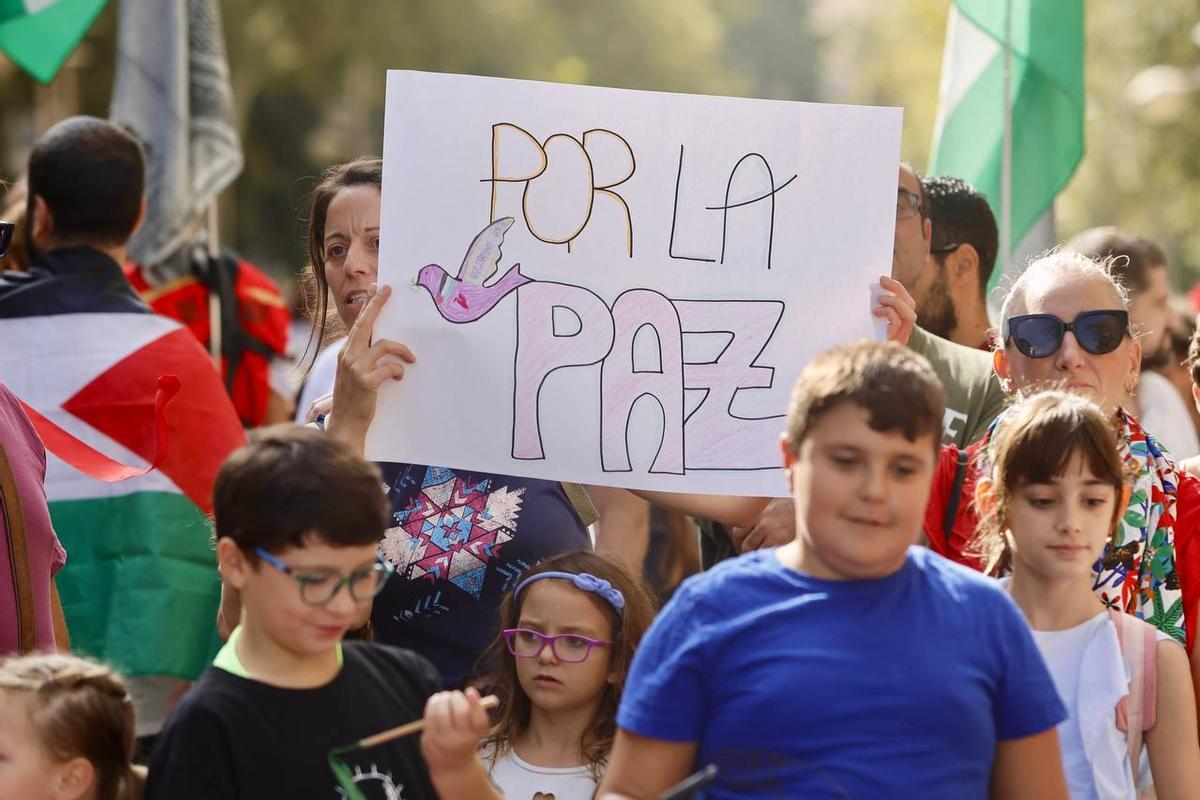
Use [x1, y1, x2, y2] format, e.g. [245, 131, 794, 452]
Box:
[413, 217, 532, 324]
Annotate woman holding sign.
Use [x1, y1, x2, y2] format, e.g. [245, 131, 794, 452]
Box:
[296, 157, 598, 691]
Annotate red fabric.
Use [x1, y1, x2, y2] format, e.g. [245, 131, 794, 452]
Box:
[926, 440, 1200, 654]
[20, 375, 178, 482]
[62, 328, 246, 515]
[124, 259, 290, 427]
[923, 441, 985, 571]
[1173, 472, 1200, 653]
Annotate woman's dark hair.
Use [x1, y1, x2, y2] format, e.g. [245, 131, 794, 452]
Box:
[299, 157, 383, 370]
[970, 391, 1128, 575]
[478, 550, 656, 777]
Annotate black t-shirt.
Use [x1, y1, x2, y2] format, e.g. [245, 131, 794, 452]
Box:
[372, 463, 591, 686]
[145, 642, 440, 800]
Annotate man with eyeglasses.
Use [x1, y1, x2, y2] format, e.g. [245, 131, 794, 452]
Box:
[915, 176, 998, 351]
[693, 165, 1007, 562]
[896, 163, 1006, 449]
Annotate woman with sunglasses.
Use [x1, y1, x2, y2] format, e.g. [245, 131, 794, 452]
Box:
[924, 250, 1200, 711]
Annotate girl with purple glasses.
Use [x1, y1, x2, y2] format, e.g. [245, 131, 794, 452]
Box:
[468, 551, 655, 799]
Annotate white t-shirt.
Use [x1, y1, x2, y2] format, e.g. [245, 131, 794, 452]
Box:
[1138, 371, 1200, 459]
[1032, 613, 1133, 800]
[1030, 611, 1173, 800]
[484, 746, 599, 800]
[293, 338, 344, 424]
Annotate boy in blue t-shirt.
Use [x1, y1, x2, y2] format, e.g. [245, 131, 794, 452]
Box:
[598, 341, 1069, 800]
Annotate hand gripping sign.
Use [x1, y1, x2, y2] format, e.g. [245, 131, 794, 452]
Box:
[370, 71, 900, 497]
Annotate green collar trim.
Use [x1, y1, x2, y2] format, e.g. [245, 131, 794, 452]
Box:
[213, 625, 343, 679]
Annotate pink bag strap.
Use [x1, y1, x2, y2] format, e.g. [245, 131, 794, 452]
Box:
[1108, 609, 1158, 781]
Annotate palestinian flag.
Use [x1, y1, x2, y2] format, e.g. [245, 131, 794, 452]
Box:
[0, 248, 245, 679]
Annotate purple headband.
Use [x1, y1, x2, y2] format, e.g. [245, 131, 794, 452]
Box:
[513, 571, 626, 615]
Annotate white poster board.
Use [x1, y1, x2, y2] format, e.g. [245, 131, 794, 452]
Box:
[369, 70, 901, 496]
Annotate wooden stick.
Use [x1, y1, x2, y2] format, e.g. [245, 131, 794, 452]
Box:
[358, 694, 499, 749]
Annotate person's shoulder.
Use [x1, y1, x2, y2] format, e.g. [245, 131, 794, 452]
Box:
[0, 266, 51, 303]
[343, 641, 442, 691]
[1172, 469, 1200, 539]
[908, 546, 1007, 603]
[669, 550, 786, 610]
[156, 667, 245, 738]
[909, 327, 993, 370]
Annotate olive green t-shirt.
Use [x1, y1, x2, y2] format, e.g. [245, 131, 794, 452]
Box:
[907, 326, 1007, 448]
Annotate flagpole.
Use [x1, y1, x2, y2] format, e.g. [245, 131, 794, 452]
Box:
[1000, 0, 1013, 276]
[206, 203, 222, 369]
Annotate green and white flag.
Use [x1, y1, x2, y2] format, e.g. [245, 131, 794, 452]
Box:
[929, 0, 1084, 288]
[0, 0, 108, 83]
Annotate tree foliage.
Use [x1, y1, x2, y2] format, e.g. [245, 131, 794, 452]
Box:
[822, 0, 1200, 288]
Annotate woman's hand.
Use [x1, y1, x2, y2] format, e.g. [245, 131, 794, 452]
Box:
[873, 275, 917, 345]
[325, 283, 416, 456]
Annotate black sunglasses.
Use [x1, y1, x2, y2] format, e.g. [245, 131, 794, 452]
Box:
[1005, 310, 1130, 359]
[0, 221, 12, 259]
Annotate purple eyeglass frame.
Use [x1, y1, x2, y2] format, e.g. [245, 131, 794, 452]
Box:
[501, 627, 612, 663]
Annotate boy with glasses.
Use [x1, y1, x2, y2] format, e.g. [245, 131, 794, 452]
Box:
[148, 425, 450, 799]
[598, 341, 1069, 800]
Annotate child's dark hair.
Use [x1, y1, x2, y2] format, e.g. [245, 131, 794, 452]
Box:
[785, 341, 945, 456]
[213, 424, 388, 558]
[970, 391, 1127, 575]
[478, 551, 656, 777]
[0, 653, 143, 800]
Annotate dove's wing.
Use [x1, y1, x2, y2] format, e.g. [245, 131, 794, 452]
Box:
[457, 217, 515, 286]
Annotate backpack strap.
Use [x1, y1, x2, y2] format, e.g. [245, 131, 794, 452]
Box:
[0, 437, 36, 653]
[942, 447, 970, 544]
[1109, 609, 1159, 779]
[560, 482, 598, 528]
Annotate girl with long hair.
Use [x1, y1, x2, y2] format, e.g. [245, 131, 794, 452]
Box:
[476, 550, 655, 798]
[973, 391, 1200, 798]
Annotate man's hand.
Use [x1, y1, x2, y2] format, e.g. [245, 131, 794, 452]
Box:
[729, 497, 796, 553]
[873, 275, 917, 345]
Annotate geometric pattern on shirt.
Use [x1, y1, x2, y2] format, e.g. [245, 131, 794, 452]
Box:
[381, 466, 524, 600]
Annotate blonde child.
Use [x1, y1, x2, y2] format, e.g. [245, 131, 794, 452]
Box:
[0, 653, 143, 800]
[973, 391, 1200, 798]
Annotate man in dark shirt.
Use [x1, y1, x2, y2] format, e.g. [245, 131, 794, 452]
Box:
[0, 116, 246, 744]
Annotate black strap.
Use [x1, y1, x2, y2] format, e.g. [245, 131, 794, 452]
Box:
[943, 448, 970, 543]
[192, 249, 278, 416]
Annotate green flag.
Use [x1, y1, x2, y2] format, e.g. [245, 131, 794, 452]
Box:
[929, 0, 1084, 285]
[0, 0, 108, 84]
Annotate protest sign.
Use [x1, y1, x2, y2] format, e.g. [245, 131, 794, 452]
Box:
[370, 70, 901, 496]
